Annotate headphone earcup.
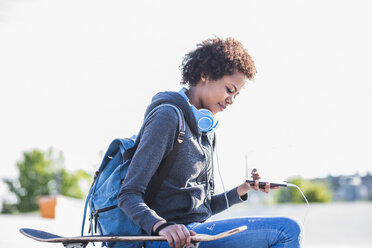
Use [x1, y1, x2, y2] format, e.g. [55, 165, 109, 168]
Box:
[192, 107, 215, 132]
[198, 109, 214, 131]
[178, 88, 218, 133]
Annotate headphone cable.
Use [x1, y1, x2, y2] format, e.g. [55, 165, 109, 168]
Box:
[215, 144, 230, 210]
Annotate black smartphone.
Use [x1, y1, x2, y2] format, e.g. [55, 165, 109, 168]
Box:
[245, 179, 288, 188]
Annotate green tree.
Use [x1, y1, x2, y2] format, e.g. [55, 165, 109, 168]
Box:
[2, 148, 91, 213]
[3, 149, 58, 212]
[58, 169, 91, 199]
[275, 177, 332, 203]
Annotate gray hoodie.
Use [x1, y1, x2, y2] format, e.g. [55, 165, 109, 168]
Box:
[117, 91, 246, 235]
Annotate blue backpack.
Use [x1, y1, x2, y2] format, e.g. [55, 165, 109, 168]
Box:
[81, 104, 185, 248]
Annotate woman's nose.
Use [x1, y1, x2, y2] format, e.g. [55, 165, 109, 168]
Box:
[226, 96, 234, 105]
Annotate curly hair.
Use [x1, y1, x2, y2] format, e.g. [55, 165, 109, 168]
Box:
[180, 37, 256, 86]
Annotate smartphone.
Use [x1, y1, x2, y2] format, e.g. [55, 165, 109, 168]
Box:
[245, 178, 288, 188]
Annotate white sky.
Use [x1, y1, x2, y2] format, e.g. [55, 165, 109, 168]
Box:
[1, 0, 371, 192]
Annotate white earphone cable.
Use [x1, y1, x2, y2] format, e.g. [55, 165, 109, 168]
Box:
[287, 183, 310, 225]
[215, 144, 230, 210]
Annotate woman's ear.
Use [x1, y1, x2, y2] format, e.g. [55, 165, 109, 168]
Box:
[200, 73, 208, 83]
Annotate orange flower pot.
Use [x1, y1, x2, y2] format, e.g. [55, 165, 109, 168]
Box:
[38, 196, 57, 219]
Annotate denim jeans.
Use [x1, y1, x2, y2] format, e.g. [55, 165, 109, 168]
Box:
[145, 217, 303, 248]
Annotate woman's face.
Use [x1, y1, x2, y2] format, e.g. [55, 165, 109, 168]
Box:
[196, 71, 247, 115]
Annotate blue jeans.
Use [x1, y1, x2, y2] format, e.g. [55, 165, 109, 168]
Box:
[145, 217, 303, 248]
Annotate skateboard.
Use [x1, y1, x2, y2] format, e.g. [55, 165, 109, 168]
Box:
[20, 225, 247, 248]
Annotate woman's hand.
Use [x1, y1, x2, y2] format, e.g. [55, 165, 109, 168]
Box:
[153, 221, 196, 248]
[237, 168, 280, 196]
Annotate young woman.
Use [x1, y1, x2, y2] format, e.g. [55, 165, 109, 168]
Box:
[118, 38, 302, 248]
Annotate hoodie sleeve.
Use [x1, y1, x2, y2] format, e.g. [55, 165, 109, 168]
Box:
[210, 187, 247, 215]
[117, 106, 179, 235]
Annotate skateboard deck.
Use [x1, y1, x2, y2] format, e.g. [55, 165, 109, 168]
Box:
[20, 225, 247, 247]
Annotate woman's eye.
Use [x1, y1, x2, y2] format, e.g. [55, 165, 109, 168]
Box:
[226, 87, 233, 93]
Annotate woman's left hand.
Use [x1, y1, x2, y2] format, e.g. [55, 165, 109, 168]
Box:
[237, 168, 280, 196]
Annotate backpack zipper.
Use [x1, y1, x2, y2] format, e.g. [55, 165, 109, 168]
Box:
[91, 205, 118, 233]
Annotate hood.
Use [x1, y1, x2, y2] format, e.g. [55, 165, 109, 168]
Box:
[145, 91, 199, 135]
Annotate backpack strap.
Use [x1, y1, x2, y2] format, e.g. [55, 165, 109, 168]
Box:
[138, 103, 185, 144]
[123, 104, 185, 161]
[122, 103, 185, 205]
[141, 104, 185, 205]
[144, 133, 183, 205]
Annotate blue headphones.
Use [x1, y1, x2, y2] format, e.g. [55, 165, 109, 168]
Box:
[178, 88, 219, 133]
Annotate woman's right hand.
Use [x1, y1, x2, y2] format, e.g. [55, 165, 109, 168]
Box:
[237, 168, 280, 196]
[153, 221, 196, 248]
